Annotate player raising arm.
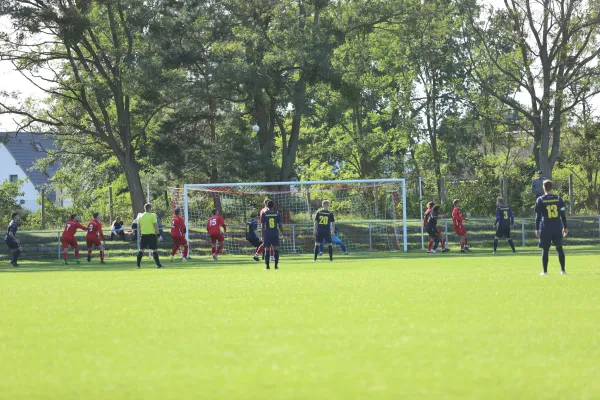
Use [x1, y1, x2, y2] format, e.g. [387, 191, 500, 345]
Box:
[452, 199, 470, 253]
[313, 200, 335, 262]
[535, 180, 568, 275]
[61, 214, 88, 265]
[170, 207, 189, 262]
[246, 213, 265, 261]
[5, 212, 23, 267]
[424, 201, 449, 253]
[493, 199, 516, 254]
[207, 209, 226, 261]
[261, 200, 284, 270]
[86, 212, 107, 263]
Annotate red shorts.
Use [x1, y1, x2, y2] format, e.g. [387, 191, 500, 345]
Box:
[209, 233, 224, 243]
[61, 237, 78, 249]
[172, 235, 188, 246]
[454, 225, 467, 237]
[86, 237, 102, 247]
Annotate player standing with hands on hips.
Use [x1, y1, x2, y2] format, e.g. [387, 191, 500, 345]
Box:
[137, 203, 164, 269]
[535, 180, 568, 275]
[313, 200, 335, 262]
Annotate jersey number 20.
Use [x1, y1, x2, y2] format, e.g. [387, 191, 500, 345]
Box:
[319, 216, 329, 225]
[546, 204, 559, 218]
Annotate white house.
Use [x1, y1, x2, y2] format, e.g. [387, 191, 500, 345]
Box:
[0, 133, 67, 211]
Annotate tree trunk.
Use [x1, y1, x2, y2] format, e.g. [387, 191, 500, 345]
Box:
[121, 152, 145, 217]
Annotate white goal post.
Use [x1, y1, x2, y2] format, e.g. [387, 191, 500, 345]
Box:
[170, 179, 407, 256]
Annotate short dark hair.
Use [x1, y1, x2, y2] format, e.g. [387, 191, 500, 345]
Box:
[174, 207, 181, 216]
[453, 199, 460, 207]
[212, 208, 218, 215]
[11, 212, 19, 219]
[70, 214, 77, 220]
[432, 205, 441, 213]
[497, 198, 504, 205]
[267, 200, 274, 208]
[543, 180, 553, 191]
[144, 203, 152, 211]
[427, 201, 434, 208]
[93, 212, 100, 219]
[537, 170, 544, 175]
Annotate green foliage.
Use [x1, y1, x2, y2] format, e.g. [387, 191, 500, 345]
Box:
[0, 180, 24, 226]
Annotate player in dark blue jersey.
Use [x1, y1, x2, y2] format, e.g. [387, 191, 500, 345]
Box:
[5, 212, 23, 267]
[313, 200, 335, 261]
[493, 198, 517, 254]
[246, 213, 264, 261]
[426, 206, 448, 254]
[260, 200, 284, 270]
[534, 180, 568, 275]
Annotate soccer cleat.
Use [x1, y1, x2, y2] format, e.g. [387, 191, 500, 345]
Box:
[442, 248, 450, 253]
[213, 254, 218, 261]
[270, 256, 275, 262]
[62, 260, 68, 265]
[87, 255, 91, 262]
[460, 249, 466, 253]
[426, 250, 432, 254]
[561, 271, 567, 275]
[265, 266, 270, 270]
[182, 258, 187, 263]
[430, 249, 437, 254]
[330, 259, 333, 262]
[74, 259, 80, 264]
[512, 251, 517, 254]
[157, 265, 164, 269]
[465, 247, 472, 253]
[344, 252, 349, 255]
[100, 261, 106, 264]
[253, 254, 260, 262]
[492, 251, 496, 255]
[540, 272, 547, 276]
[274, 266, 279, 270]
[136, 265, 141, 269]
[170, 255, 174, 262]
[318, 252, 323, 256]
[313, 259, 316, 262]
[10, 261, 18, 267]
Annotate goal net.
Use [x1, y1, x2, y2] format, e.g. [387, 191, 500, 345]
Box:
[169, 179, 407, 257]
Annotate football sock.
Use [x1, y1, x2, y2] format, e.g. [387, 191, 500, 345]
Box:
[427, 241, 433, 251]
[340, 243, 347, 252]
[74, 248, 79, 259]
[441, 238, 446, 249]
[153, 251, 161, 266]
[508, 239, 515, 252]
[270, 247, 274, 257]
[62, 252, 67, 261]
[265, 255, 270, 268]
[12, 250, 20, 263]
[319, 243, 324, 254]
[211, 247, 216, 255]
[171, 246, 178, 256]
[313, 246, 319, 260]
[88, 249, 93, 256]
[274, 250, 279, 266]
[542, 247, 549, 273]
[137, 251, 143, 266]
[183, 245, 188, 258]
[465, 238, 469, 247]
[557, 247, 566, 271]
[493, 239, 498, 252]
[100, 250, 104, 262]
[256, 244, 264, 255]
[328, 245, 333, 261]
[217, 243, 224, 254]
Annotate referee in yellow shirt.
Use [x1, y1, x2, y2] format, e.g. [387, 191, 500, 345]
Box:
[137, 203, 164, 269]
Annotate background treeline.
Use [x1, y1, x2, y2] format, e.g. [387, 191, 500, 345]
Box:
[1, 0, 600, 228]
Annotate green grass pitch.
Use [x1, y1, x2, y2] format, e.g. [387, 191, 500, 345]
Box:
[1, 249, 599, 399]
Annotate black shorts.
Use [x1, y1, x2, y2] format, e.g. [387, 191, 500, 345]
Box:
[247, 237, 262, 248]
[5, 238, 19, 250]
[538, 229, 563, 249]
[140, 234, 158, 250]
[495, 226, 511, 239]
[427, 229, 439, 239]
[264, 234, 279, 247]
[316, 232, 332, 244]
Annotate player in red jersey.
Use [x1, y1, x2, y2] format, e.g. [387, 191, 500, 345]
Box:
[86, 212, 106, 263]
[257, 198, 274, 261]
[452, 199, 471, 252]
[424, 201, 449, 253]
[207, 209, 227, 261]
[170, 207, 189, 262]
[61, 214, 88, 264]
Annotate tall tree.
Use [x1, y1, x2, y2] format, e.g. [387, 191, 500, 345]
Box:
[466, 0, 600, 178]
[0, 0, 172, 214]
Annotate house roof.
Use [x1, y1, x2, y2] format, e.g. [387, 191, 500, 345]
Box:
[2, 133, 60, 188]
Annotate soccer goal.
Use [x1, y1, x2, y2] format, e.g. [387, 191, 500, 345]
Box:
[169, 179, 407, 257]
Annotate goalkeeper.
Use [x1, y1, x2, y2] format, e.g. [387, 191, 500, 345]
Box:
[319, 226, 348, 256]
[246, 213, 265, 261]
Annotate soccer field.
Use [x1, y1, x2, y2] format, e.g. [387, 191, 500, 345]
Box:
[1, 250, 599, 399]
